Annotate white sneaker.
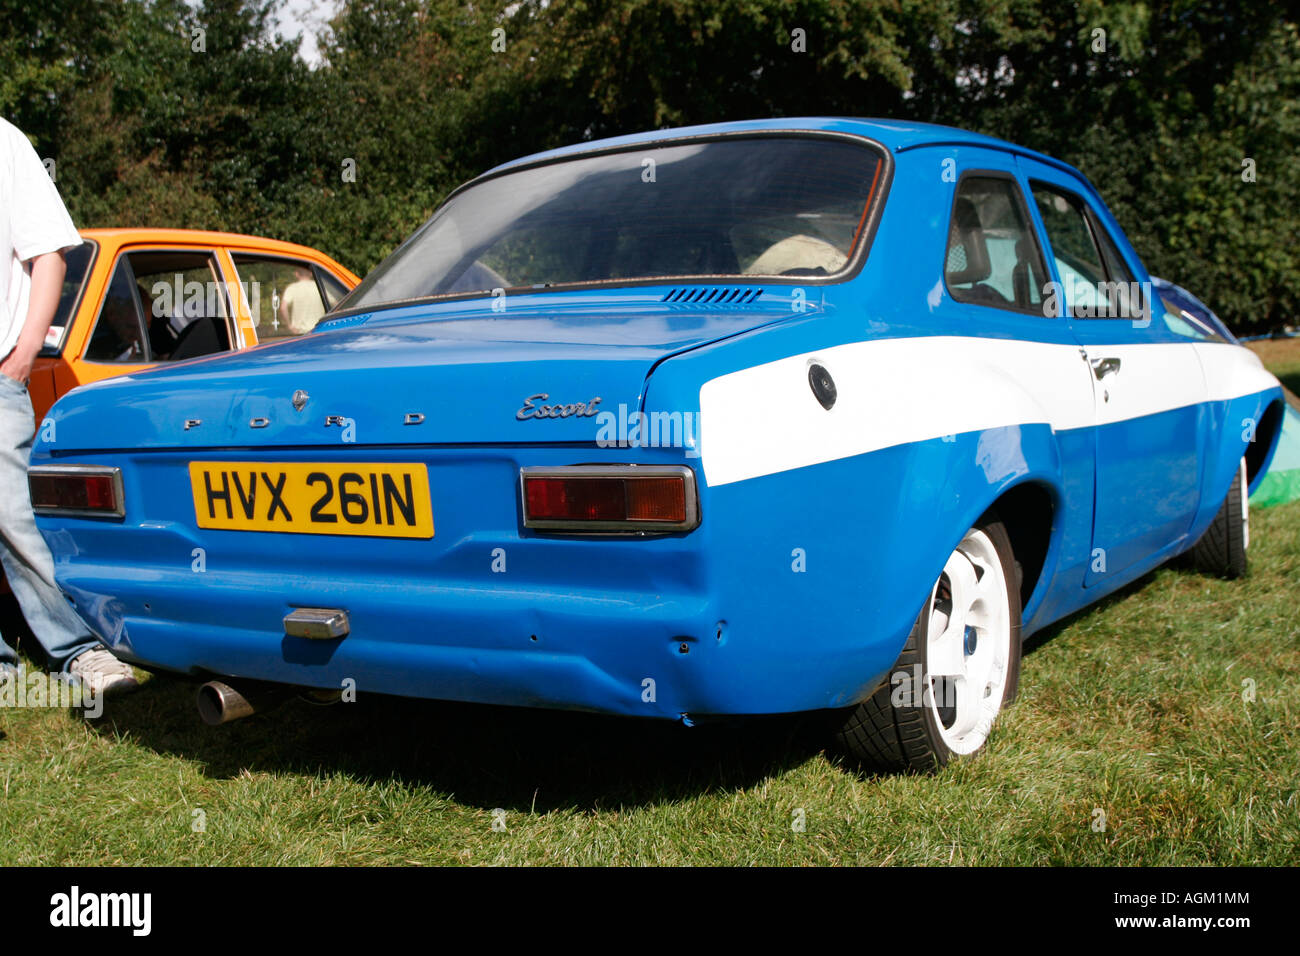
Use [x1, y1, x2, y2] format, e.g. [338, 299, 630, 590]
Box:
[67, 648, 139, 696]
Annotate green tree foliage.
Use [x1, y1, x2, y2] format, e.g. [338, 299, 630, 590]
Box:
[0, 0, 1295, 331]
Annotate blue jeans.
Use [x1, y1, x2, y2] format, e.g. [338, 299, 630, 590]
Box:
[0, 374, 98, 671]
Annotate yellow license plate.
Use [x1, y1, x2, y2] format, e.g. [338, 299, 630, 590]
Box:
[189, 462, 434, 539]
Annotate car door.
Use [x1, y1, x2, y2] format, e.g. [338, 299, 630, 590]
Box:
[1019, 157, 1207, 586]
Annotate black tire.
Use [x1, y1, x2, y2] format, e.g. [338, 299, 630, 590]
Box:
[831, 513, 1023, 774]
[1188, 458, 1248, 579]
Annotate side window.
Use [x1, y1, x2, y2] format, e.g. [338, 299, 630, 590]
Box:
[1030, 185, 1106, 317]
[944, 176, 1048, 313]
[1031, 184, 1144, 321]
[1089, 215, 1148, 322]
[231, 255, 329, 339]
[133, 251, 232, 362]
[87, 250, 233, 363]
[85, 256, 148, 363]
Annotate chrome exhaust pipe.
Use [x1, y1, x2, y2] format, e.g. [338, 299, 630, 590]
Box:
[196, 680, 283, 725]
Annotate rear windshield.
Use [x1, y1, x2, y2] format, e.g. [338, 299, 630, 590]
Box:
[40, 239, 96, 356]
[342, 136, 883, 312]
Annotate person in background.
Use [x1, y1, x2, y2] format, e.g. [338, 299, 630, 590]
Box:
[0, 117, 138, 695]
[277, 265, 325, 335]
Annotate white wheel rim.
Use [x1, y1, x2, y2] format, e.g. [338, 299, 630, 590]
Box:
[1240, 457, 1250, 551]
[923, 528, 1012, 755]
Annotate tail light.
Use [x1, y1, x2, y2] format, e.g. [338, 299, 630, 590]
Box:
[28, 465, 125, 518]
[521, 465, 699, 532]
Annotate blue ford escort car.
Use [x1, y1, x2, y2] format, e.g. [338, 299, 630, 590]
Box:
[29, 119, 1284, 772]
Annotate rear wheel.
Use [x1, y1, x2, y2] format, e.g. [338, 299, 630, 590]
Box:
[1188, 457, 1248, 579]
[831, 514, 1022, 773]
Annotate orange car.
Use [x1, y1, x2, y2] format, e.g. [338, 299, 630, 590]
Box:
[31, 228, 360, 422]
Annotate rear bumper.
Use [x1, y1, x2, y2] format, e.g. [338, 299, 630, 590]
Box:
[57, 562, 729, 719]
[36, 443, 933, 719]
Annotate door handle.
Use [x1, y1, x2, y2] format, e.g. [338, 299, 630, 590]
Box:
[1090, 356, 1121, 379]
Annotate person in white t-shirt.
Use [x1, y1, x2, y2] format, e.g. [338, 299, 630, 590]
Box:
[277, 265, 326, 335]
[0, 118, 138, 696]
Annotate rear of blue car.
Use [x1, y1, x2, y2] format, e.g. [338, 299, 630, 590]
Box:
[29, 127, 907, 722]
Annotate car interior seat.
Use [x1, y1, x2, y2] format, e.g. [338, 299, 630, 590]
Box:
[946, 197, 1008, 304]
[168, 317, 230, 361]
[1011, 237, 1036, 309]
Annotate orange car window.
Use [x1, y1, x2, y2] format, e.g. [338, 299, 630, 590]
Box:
[85, 255, 148, 363]
[230, 253, 331, 339]
[87, 250, 235, 363]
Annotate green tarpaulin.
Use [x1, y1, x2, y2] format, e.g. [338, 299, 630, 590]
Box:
[1250, 403, 1300, 508]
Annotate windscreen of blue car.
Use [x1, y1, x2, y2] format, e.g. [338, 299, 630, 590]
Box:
[1151, 276, 1236, 343]
[341, 136, 884, 311]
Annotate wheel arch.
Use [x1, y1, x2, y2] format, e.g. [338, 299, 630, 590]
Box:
[983, 479, 1059, 618]
[1246, 398, 1285, 490]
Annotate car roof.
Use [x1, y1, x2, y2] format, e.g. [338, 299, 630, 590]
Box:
[78, 227, 342, 262]
[482, 117, 1087, 181]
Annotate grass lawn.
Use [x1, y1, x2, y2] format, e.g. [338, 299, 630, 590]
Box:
[1248, 338, 1300, 402]
[2, 369, 1299, 866]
